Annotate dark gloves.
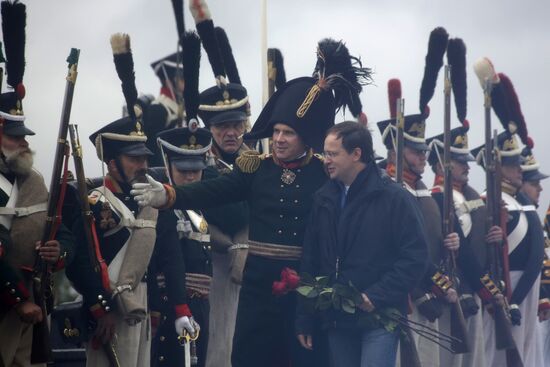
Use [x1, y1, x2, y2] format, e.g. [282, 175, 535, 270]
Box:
[460, 294, 480, 318]
[510, 305, 521, 326]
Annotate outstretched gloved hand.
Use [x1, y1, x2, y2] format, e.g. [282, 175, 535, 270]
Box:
[131, 174, 167, 208]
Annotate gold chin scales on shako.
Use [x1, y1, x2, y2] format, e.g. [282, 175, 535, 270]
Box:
[130, 35, 372, 367]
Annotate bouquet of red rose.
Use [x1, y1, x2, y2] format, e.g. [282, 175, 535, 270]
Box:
[272, 267, 459, 351]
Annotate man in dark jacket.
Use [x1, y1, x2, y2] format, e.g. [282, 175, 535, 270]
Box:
[296, 121, 428, 367]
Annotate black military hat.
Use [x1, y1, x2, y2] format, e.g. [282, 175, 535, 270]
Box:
[376, 113, 429, 152]
[376, 28, 449, 154]
[520, 146, 549, 182]
[151, 52, 182, 84]
[427, 124, 475, 167]
[471, 130, 522, 168]
[0, 1, 34, 136]
[198, 83, 249, 128]
[90, 117, 152, 162]
[157, 127, 212, 172]
[247, 39, 371, 152]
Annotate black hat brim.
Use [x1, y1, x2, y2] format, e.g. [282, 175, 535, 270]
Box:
[208, 110, 247, 126]
[404, 140, 429, 152]
[118, 143, 154, 157]
[3, 121, 35, 136]
[523, 169, 549, 182]
[171, 156, 207, 171]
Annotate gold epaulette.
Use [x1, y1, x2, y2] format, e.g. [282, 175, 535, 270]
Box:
[236, 150, 265, 173]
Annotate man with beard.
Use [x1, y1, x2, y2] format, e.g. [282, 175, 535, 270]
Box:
[427, 124, 504, 367]
[132, 38, 370, 367]
[0, 2, 74, 364]
[65, 33, 196, 367]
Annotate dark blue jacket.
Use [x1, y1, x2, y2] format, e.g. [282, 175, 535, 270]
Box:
[296, 163, 428, 333]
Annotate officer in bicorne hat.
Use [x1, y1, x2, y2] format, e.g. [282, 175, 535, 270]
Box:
[131, 37, 371, 367]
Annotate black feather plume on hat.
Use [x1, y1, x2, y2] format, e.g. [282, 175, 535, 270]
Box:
[196, 19, 225, 80]
[182, 31, 201, 123]
[171, 0, 185, 40]
[268, 48, 286, 91]
[215, 27, 241, 85]
[314, 38, 372, 117]
[1, 0, 26, 90]
[447, 38, 467, 125]
[110, 33, 138, 121]
[419, 27, 448, 115]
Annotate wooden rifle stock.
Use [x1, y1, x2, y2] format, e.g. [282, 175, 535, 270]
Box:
[482, 83, 522, 366]
[30, 48, 80, 364]
[395, 98, 405, 184]
[442, 65, 469, 354]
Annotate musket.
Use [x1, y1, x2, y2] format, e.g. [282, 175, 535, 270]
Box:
[482, 80, 523, 366]
[395, 98, 405, 184]
[442, 65, 470, 354]
[30, 48, 80, 364]
[68, 124, 120, 367]
[394, 97, 421, 367]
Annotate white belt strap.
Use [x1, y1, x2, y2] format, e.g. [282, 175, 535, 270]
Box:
[456, 199, 484, 217]
[0, 202, 48, 217]
[119, 218, 157, 229]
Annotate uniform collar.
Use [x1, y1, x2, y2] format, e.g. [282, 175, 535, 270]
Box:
[273, 149, 313, 169]
[385, 162, 421, 188]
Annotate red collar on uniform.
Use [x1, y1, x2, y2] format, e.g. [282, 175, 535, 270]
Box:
[104, 175, 123, 194]
[273, 149, 313, 169]
[432, 174, 464, 193]
[385, 163, 420, 189]
[160, 86, 175, 100]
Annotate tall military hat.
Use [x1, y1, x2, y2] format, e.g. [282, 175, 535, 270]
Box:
[472, 59, 530, 167]
[427, 38, 474, 166]
[189, 0, 249, 128]
[0, 1, 34, 136]
[520, 146, 549, 182]
[377, 27, 449, 152]
[157, 127, 212, 175]
[246, 38, 372, 152]
[90, 33, 152, 162]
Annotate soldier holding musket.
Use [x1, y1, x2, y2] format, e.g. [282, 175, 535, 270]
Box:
[131, 38, 370, 367]
[66, 34, 196, 367]
[0, 2, 75, 365]
[427, 39, 504, 367]
[473, 59, 545, 367]
[376, 27, 460, 367]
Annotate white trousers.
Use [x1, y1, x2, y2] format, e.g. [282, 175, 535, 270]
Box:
[483, 271, 542, 367]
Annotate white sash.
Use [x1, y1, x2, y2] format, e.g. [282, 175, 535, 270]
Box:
[502, 192, 528, 254]
[403, 182, 432, 198]
[90, 187, 141, 285]
[0, 173, 18, 230]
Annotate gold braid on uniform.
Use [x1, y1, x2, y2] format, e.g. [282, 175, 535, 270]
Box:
[236, 150, 263, 173]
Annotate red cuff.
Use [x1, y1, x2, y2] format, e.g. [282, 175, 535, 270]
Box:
[478, 287, 494, 303]
[90, 303, 110, 319]
[539, 298, 550, 312]
[174, 304, 192, 318]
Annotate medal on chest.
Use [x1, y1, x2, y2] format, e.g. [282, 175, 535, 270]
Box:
[281, 169, 296, 185]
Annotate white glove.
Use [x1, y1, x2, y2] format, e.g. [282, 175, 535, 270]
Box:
[131, 174, 167, 208]
[174, 316, 200, 336]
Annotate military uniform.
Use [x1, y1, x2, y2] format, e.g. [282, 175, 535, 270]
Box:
[66, 34, 169, 367]
[428, 126, 495, 367]
[541, 204, 550, 366]
[0, 3, 74, 364]
[377, 76, 452, 367]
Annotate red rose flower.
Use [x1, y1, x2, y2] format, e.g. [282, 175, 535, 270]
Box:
[272, 281, 288, 296]
[281, 267, 300, 290]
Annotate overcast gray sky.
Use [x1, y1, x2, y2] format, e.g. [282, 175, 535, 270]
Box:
[8, 0, 550, 218]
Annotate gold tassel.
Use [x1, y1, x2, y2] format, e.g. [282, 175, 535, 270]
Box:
[296, 84, 321, 118]
[236, 151, 263, 173]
